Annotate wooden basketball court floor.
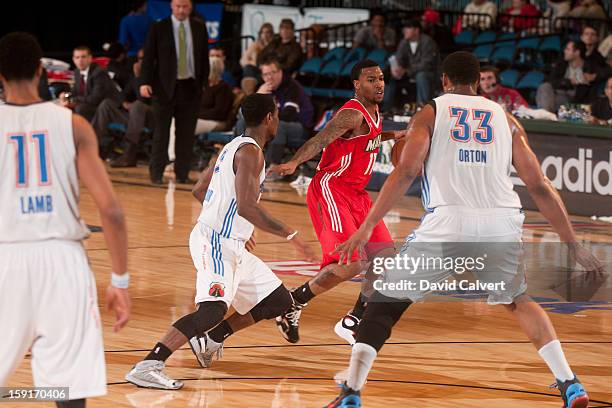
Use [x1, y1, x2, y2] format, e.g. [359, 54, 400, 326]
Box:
[5, 166, 612, 407]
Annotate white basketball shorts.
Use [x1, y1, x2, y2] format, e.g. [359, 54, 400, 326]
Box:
[0, 239, 106, 400]
[190, 222, 282, 314]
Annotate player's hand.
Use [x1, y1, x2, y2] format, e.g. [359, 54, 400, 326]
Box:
[269, 161, 298, 177]
[333, 224, 374, 265]
[291, 235, 318, 263]
[106, 285, 131, 332]
[139, 85, 153, 98]
[246, 232, 256, 252]
[393, 130, 406, 140]
[568, 242, 605, 277]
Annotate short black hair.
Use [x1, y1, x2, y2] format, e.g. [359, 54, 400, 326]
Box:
[568, 40, 587, 59]
[241, 93, 276, 127]
[0, 32, 42, 81]
[404, 19, 422, 31]
[280, 18, 295, 30]
[351, 59, 380, 81]
[258, 54, 281, 69]
[442, 51, 480, 86]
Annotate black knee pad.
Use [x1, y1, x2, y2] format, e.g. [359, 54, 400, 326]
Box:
[250, 285, 293, 322]
[173, 301, 227, 338]
[356, 298, 411, 352]
[56, 399, 86, 408]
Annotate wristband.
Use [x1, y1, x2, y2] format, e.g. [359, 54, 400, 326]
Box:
[111, 272, 130, 289]
[286, 230, 298, 241]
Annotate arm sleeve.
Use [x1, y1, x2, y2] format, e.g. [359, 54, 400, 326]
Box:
[141, 23, 157, 86]
[199, 84, 234, 121]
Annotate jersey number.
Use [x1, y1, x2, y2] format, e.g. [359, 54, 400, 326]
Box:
[7, 132, 51, 187]
[449, 107, 494, 144]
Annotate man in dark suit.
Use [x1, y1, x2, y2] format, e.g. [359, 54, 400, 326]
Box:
[60, 46, 119, 121]
[140, 0, 209, 184]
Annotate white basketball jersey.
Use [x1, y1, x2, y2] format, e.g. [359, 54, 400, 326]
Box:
[0, 102, 89, 243]
[198, 136, 265, 241]
[422, 93, 521, 211]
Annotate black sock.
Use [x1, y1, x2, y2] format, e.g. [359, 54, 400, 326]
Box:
[292, 282, 315, 305]
[350, 293, 368, 319]
[144, 342, 172, 362]
[208, 320, 234, 343]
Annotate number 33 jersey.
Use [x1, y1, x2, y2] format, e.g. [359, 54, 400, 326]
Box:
[0, 102, 89, 243]
[424, 93, 521, 211]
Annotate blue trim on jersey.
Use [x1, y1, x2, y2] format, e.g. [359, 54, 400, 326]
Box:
[221, 199, 238, 238]
[210, 231, 224, 276]
[420, 167, 433, 213]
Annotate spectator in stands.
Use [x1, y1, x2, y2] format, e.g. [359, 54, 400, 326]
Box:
[352, 11, 396, 52]
[543, 0, 571, 30]
[106, 42, 132, 90]
[91, 49, 152, 166]
[536, 40, 602, 112]
[421, 9, 454, 58]
[209, 46, 237, 88]
[581, 25, 607, 67]
[244, 55, 313, 172]
[568, 0, 607, 19]
[59, 45, 119, 122]
[590, 75, 612, 125]
[258, 19, 303, 75]
[240, 23, 274, 95]
[118, 0, 153, 58]
[141, 0, 209, 184]
[500, 0, 541, 33]
[169, 57, 233, 141]
[463, 0, 498, 30]
[385, 19, 439, 110]
[479, 66, 528, 111]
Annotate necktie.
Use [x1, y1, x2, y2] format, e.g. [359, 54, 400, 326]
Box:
[79, 75, 86, 96]
[178, 22, 187, 78]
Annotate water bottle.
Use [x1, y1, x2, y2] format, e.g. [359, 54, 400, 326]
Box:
[557, 105, 568, 121]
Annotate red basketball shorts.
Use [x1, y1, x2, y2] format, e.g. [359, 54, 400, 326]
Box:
[306, 175, 394, 268]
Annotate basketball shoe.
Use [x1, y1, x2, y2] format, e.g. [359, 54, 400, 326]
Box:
[552, 376, 589, 408]
[188, 333, 223, 368]
[325, 382, 361, 407]
[125, 360, 183, 390]
[276, 299, 306, 343]
[334, 313, 360, 345]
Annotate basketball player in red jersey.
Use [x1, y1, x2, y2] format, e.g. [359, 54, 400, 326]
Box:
[270, 59, 404, 344]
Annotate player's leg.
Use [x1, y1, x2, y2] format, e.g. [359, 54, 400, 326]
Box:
[188, 248, 291, 368]
[31, 241, 106, 404]
[504, 296, 588, 408]
[327, 293, 412, 407]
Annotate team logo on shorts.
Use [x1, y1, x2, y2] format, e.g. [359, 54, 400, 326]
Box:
[209, 282, 225, 297]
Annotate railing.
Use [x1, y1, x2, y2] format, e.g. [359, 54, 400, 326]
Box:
[296, 19, 368, 58]
[552, 16, 612, 39]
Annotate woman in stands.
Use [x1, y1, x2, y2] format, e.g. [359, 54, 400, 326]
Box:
[240, 23, 274, 95]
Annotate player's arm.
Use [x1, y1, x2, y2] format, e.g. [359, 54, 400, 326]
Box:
[192, 154, 216, 204]
[334, 105, 434, 264]
[234, 144, 316, 261]
[509, 113, 576, 242]
[73, 114, 130, 331]
[381, 130, 406, 141]
[270, 108, 363, 176]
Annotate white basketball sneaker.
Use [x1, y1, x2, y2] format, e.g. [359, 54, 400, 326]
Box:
[188, 333, 224, 368]
[334, 313, 360, 345]
[125, 360, 184, 390]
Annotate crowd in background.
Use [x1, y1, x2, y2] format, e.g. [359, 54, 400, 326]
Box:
[8, 0, 611, 183]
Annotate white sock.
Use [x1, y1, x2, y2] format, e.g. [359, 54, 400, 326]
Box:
[346, 342, 377, 391]
[538, 340, 574, 382]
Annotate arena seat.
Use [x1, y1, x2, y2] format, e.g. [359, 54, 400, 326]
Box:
[499, 69, 520, 88]
[516, 70, 544, 90]
[454, 30, 476, 45]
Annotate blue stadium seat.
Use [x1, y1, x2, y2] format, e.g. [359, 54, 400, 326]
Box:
[516, 71, 544, 90]
[322, 47, 347, 63]
[342, 47, 367, 64]
[340, 60, 358, 77]
[332, 89, 354, 98]
[206, 131, 235, 144]
[366, 48, 389, 68]
[474, 30, 497, 44]
[455, 30, 476, 45]
[474, 45, 493, 61]
[500, 69, 520, 88]
[539, 36, 561, 52]
[491, 45, 515, 64]
[299, 58, 322, 74]
[320, 59, 343, 76]
[517, 37, 540, 50]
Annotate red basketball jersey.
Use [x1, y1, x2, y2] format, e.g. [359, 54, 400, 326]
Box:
[316, 99, 383, 190]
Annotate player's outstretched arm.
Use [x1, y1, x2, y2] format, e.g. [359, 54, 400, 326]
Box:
[234, 144, 316, 261]
[269, 108, 363, 176]
[192, 153, 217, 204]
[509, 113, 603, 272]
[335, 105, 435, 264]
[73, 114, 131, 331]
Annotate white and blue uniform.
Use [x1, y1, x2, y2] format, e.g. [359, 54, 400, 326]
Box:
[190, 136, 281, 313]
[0, 102, 106, 399]
[383, 94, 526, 304]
